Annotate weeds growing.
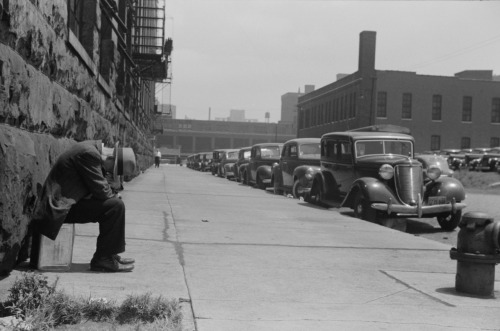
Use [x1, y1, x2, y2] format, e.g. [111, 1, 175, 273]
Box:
[0, 272, 182, 331]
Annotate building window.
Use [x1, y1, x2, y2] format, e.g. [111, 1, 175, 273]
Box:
[432, 95, 442, 121]
[462, 96, 472, 122]
[376, 92, 387, 118]
[68, 0, 83, 38]
[491, 137, 500, 147]
[461, 137, 471, 149]
[430, 135, 440, 151]
[402, 93, 412, 119]
[350, 92, 356, 118]
[492, 98, 500, 123]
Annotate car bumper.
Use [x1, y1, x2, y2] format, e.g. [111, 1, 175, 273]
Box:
[371, 199, 466, 217]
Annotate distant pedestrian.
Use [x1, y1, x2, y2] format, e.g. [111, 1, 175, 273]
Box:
[155, 149, 162, 168]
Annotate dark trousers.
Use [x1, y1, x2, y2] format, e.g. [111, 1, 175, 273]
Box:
[154, 156, 160, 167]
[65, 197, 126, 258]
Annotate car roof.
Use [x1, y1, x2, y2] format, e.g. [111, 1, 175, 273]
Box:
[251, 143, 284, 148]
[321, 131, 414, 141]
[284, 138, 321, 145]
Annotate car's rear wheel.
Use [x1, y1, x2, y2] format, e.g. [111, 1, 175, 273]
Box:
[437, 210, 462, 231]
[309, 182, 324, 206]
[292, 179, 304, 199]
[353, 191, 376, 223]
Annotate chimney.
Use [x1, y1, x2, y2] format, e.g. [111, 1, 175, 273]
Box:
[304, 85, 315, 94]
[358, 31, 376, 74]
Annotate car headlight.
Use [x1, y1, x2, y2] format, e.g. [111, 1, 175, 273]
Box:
[427, 165, 441, 180]
[379, 164, 394, 180]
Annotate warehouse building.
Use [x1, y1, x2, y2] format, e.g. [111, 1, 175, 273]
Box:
[297, 31, 500, 152]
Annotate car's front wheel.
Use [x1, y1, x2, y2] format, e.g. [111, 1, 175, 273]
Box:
[353, 191, 377, 223]
[437, 210, 462, 231]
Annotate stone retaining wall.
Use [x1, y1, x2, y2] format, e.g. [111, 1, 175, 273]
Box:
[0, 0, 154, 274]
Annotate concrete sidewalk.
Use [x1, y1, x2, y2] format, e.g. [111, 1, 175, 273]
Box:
[1, 164, 500, 330]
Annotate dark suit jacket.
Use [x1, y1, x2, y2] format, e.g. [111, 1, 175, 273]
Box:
[32, 141, 114, 240]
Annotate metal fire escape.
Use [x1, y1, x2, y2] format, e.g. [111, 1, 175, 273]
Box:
[131, 0, 172, 83]
[130, 0, 172, 134]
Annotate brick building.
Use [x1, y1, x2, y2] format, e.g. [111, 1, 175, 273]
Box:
[297, 31, 500, 152]
[0, 0, 171, 273]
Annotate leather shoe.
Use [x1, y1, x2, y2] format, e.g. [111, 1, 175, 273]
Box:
[90, 256, 134, 272]
[113, 254, 135, 265]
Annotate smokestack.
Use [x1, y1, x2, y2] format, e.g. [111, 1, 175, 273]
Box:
[358, 31, 376, 74]
[208, 107, 211, 120]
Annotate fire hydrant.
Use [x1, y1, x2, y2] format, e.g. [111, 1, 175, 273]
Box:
[450, 211, 500, 296]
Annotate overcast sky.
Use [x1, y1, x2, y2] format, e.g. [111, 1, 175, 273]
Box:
[158, 0, 500, 123]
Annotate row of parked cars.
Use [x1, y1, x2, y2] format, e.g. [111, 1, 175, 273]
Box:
[185, 128, 467, 231]
[434, 147, 500, 172]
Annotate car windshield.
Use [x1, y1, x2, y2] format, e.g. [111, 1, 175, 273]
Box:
[299, 143, 321, 159]
[243, 150, 251, 158]
[261, 146, 280, 158]
[227, 151, 238, 159]
[355, 140, 413, 158]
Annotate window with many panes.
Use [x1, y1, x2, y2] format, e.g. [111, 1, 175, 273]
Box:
[461, 137, 471, 149]
[376, 92, 387, 118]
[430, 135, 440, 151]
[462, 96, 472, 122]
[402, 93, 412, 119]
[432, 95, 442, 121]
[492, 98, 500, 123]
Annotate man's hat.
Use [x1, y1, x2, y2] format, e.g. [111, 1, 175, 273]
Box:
[114, 146, 137, 176]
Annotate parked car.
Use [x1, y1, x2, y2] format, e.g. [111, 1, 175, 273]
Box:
[308, 131, 466, 231]
[242, 143, 283, 189]
[220, 149, 240, 179]
[234, 147, 251, 183]
[192, 153, 202, 171]
[464, 147, 491, 170]
[272, 138, 321, 198]
[186, 154, 195, 169]
[415, 154, 454, 178]
[447, 153, 466, 170]
[211, 149, 229, 175]
[476, 147, 500, 172]
[200, 152, 213, 172]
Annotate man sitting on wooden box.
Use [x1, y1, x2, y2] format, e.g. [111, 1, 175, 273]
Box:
[32, 140, 135, 272]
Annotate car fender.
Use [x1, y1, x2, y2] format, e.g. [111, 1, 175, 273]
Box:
[425, 177, 466, 202]
[342, 177, 398, 209]
[312, 170, 340, 198]
[256, 164, 273, 180]
[294, 165, 321, 186]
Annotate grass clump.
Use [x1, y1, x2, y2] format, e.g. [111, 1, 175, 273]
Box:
[0, 272, 182, 331]
[453, 169, 500, 193]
